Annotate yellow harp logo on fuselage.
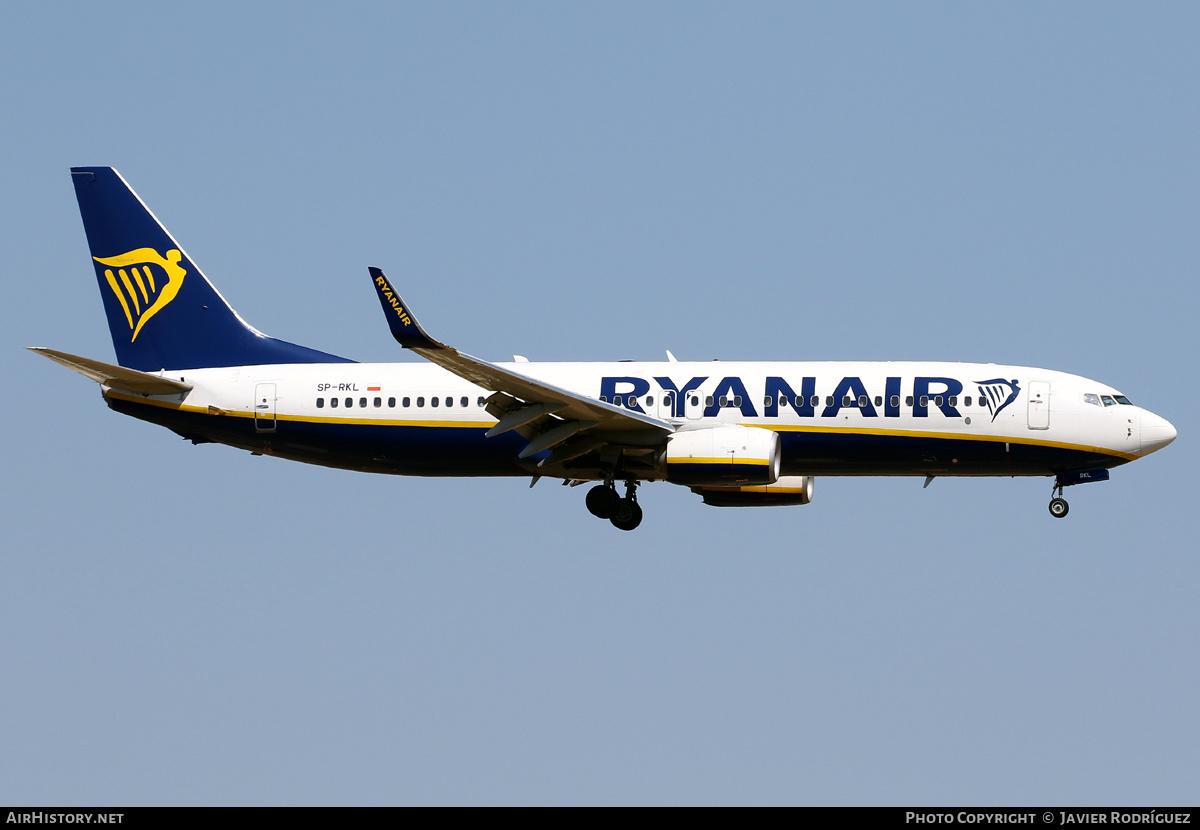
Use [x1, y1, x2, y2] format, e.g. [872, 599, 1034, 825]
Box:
[94, 248, 187, 342]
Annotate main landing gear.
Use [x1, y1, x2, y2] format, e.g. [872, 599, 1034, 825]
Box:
[586, 480, 643, 531]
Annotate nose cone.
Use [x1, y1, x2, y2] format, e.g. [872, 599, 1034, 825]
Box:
[1141, 411, 1177, 455]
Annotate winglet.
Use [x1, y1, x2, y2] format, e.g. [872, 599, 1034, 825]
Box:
[368, 267, 448, 350]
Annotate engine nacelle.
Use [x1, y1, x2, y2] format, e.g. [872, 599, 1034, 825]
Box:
[692, 476, 815, 507]
[662, 426, 780, 486]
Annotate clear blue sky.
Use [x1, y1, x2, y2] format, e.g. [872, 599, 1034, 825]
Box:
[2, 2, 1197, 805]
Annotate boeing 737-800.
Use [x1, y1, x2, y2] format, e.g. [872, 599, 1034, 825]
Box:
[33, 167, 1177, 530]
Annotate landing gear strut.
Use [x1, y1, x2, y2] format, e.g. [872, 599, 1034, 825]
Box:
[1048, 481, 1069, 519]
[585, 480, 643, 530]
[610, 481, 643, 531]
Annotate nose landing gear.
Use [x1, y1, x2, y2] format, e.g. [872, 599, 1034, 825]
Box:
[1048, 478, 1070, 518]
[1047, 469, 1109, 518]
[585, 480, 643, 530]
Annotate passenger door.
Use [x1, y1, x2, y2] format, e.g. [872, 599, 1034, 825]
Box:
[1027, 381, 1050, 430]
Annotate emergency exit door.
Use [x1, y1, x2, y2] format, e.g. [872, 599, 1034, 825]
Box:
[254, 383, 277, 433]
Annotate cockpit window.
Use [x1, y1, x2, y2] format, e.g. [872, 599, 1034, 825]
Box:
[1114, 395, 1133, 405]
[1101, 395, 1116, 407]
[1084, 393, 1101, 406]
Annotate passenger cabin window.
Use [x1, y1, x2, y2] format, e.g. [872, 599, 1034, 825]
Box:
[599, 396, 608, 403]
[874, 396, 882, 406]
[477, 397, 485, 407]
[345, 397, 352, 408]
[431, 397, 439, 407]
[734, 396, 742, 406]
[330, 398, 338, 408]
[1084, 393, 1101, 406]
[920, 396, 929, 407]
[417, 397, 425, 407]
[948, 396, 957, 406]
[719, 396, 729, 407]
[890, 395, 900, 407]
[906, 396, 914, 406]
[826, 396, 834, 407]
[858, 395, 868, 407]
[316, 398, 324, 408]
[1101, 395, 1116, 407]
[965, 396, 972, 406]
[445, 397, 452, 407]
[810, 395, 820, 407]
[461, 397, 469, 408]
[359, 397, 367, 408]
[374, 397, 381, 408]
[843, 396, 852, 407]
[388, 397, 396, 408]
[705, 396, 714, 407]
[402, 397, 410, 407]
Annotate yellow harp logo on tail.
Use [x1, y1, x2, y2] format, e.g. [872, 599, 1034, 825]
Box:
[94, 248, 187, 342]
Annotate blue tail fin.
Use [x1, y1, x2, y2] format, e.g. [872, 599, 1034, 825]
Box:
[71, 167, 352, 371]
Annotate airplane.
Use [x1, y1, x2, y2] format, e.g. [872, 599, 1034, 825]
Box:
[33, 166, 1177, 531]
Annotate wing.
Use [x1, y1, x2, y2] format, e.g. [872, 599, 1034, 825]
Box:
[367, 268, 672, 466]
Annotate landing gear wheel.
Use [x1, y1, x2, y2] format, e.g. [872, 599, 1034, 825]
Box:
[586, 484, 620, 519]
[610, 499, 643, 531]
[1049, 497, 1069, 519]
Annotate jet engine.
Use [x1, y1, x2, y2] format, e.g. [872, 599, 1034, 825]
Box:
[661, 425, 781, 486]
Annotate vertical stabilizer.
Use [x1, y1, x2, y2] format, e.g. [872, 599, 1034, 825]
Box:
[71, 167, 351, 371]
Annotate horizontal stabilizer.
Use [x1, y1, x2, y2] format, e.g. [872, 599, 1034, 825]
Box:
[29, 347, 193, 395]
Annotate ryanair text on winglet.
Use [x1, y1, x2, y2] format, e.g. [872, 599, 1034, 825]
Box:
[375, 275, 412, 326]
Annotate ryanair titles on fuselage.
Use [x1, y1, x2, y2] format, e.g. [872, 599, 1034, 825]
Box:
[599, 374, 1020, 421]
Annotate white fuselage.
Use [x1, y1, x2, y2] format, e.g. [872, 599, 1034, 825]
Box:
[103, 359, 1173, 480]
